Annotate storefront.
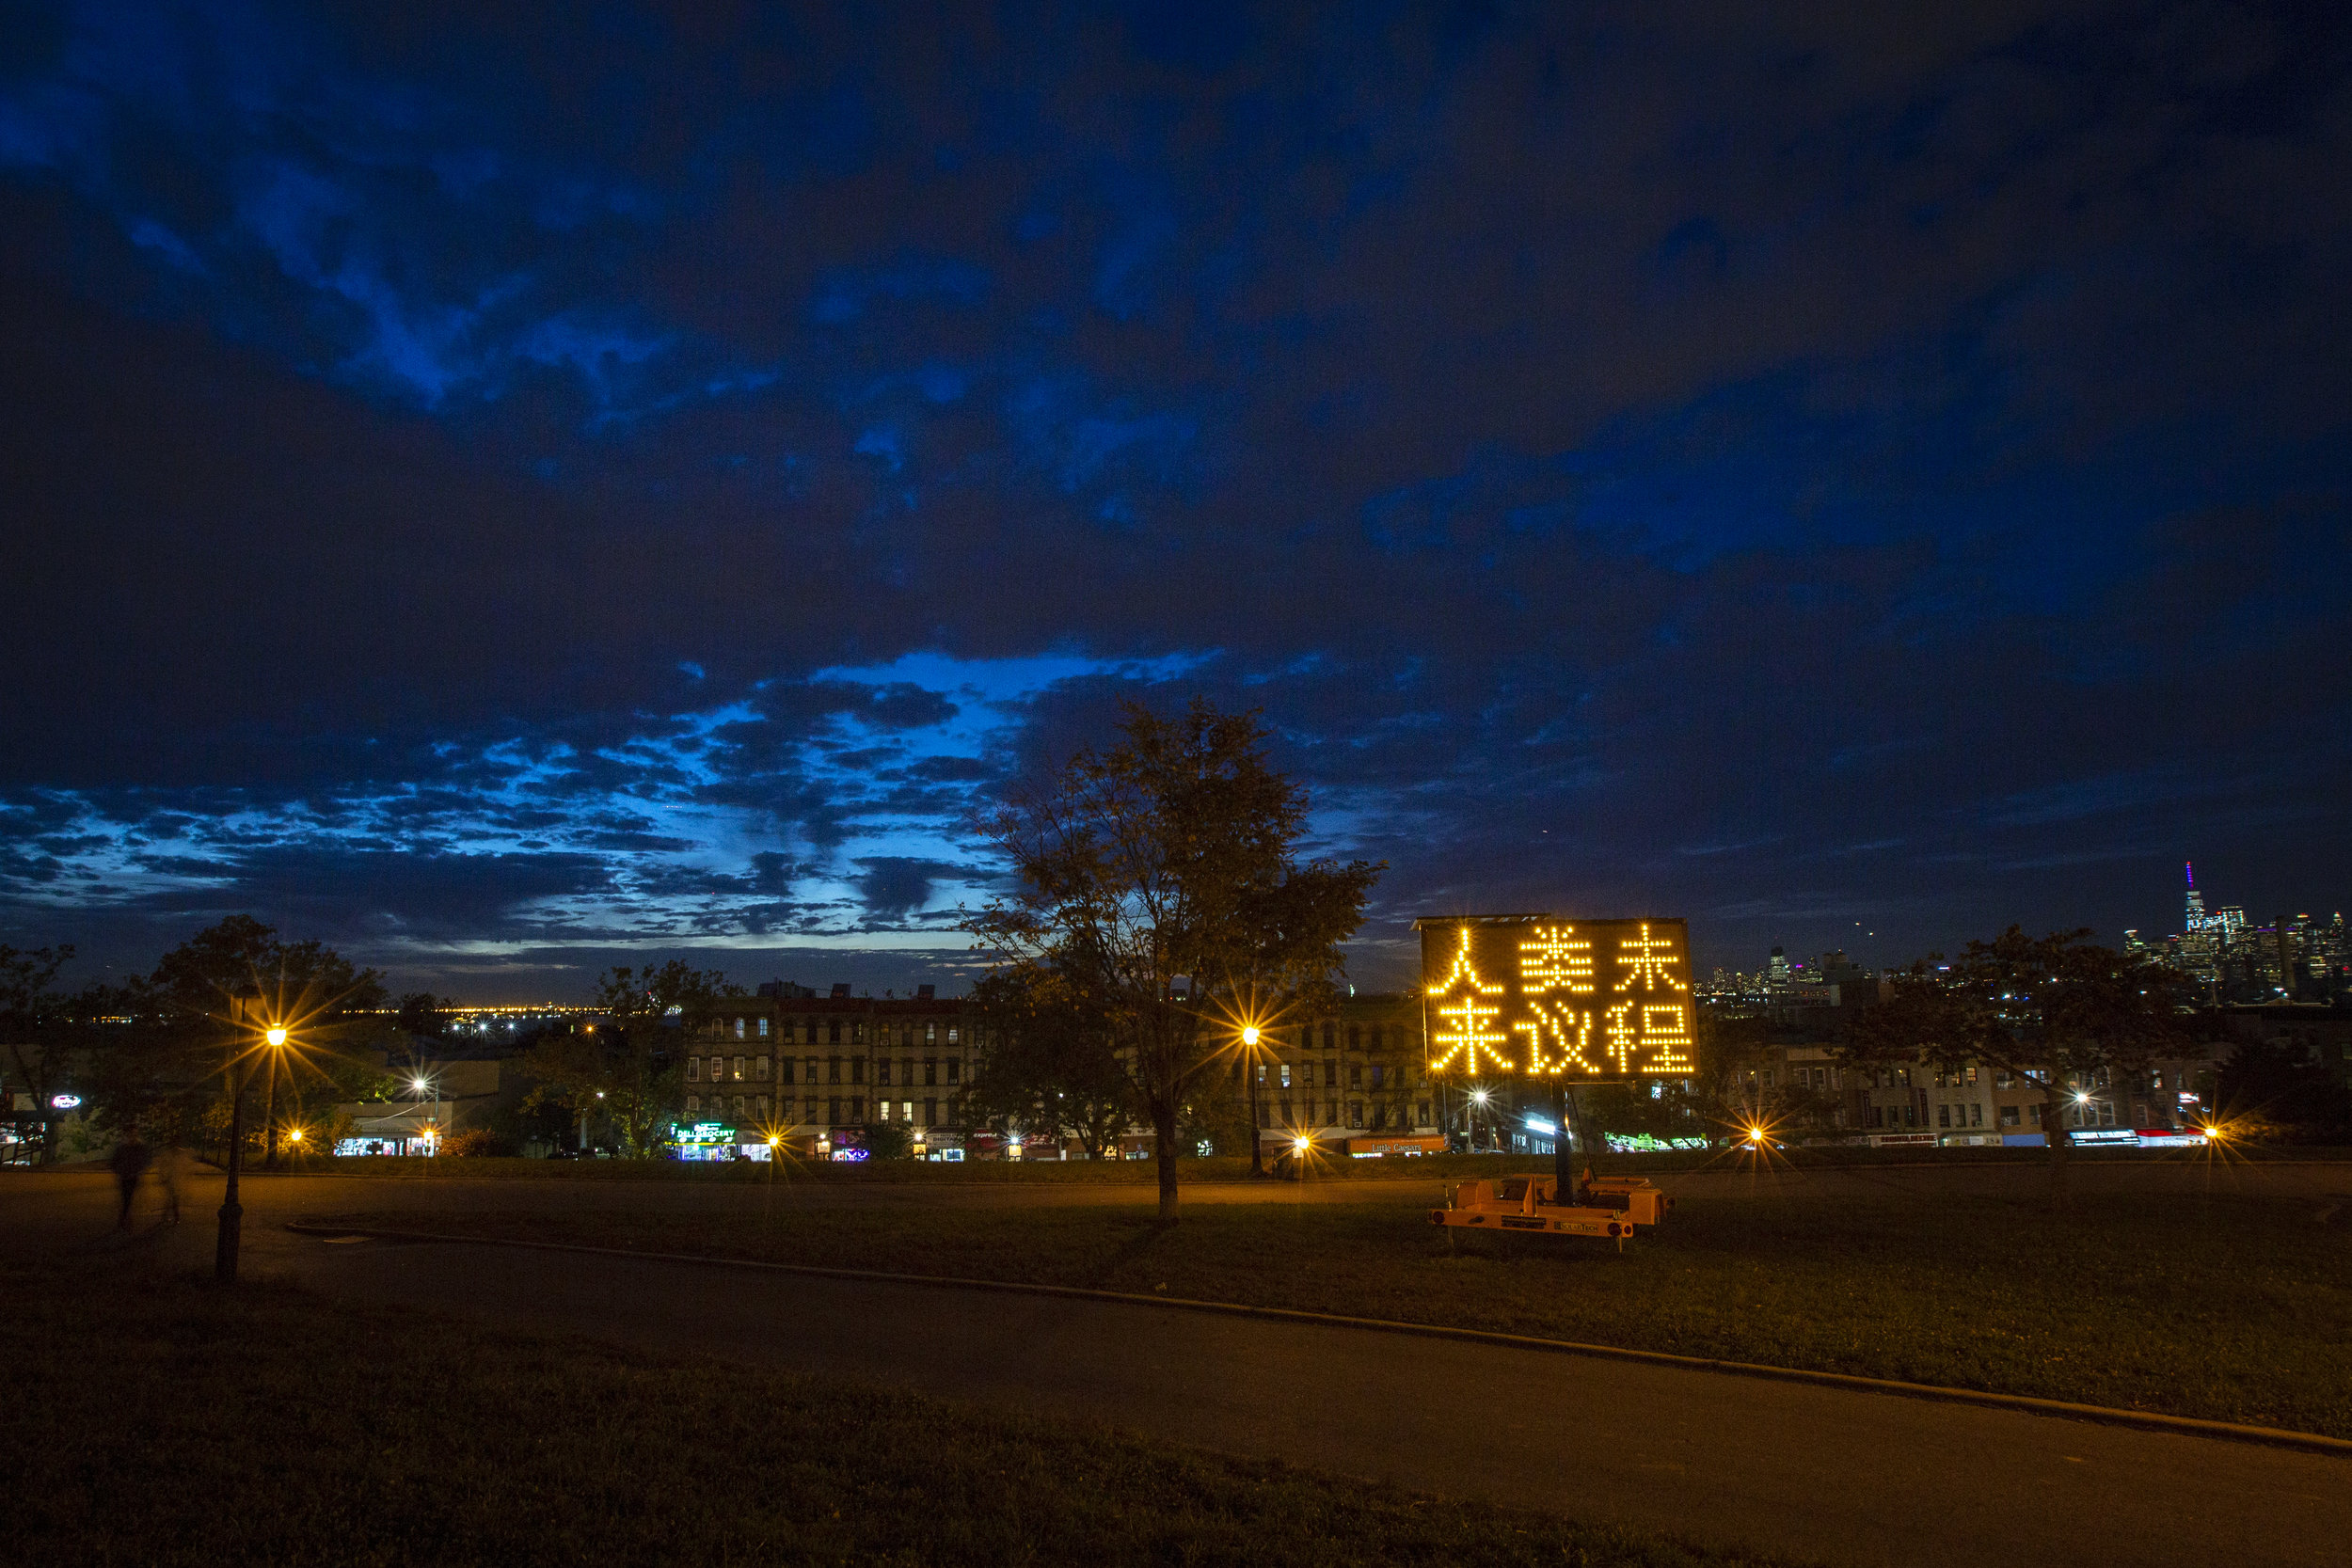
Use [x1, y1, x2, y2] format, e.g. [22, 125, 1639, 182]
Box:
[333, 1106, 439, 1156]
[1345, 1132, 1446, 1159]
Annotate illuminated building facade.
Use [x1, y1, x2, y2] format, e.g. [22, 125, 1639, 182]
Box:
[686, 988, 980, 1157]
[1726, 1039, 2224, 1145]
[1225, 992, 1443, 1154]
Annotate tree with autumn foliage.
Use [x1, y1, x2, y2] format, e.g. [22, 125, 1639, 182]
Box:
[966, 699, 1381, 1223]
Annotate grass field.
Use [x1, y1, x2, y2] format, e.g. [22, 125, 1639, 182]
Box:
[5, 1259, 1804, 1568]
[310, 1184, 2352, 1439]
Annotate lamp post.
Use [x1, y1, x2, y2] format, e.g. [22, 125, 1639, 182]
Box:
[216, 1002, 288, 1283]
[1240, 1023, 1266, 1177]
[262, 1028, 285, 1170]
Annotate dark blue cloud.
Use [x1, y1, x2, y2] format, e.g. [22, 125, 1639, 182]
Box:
[0, 1, 2345, 995]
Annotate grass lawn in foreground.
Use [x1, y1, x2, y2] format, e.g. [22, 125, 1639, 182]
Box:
[5, 1259, 1800, 1568]
[310, 1185, 2352, 1439]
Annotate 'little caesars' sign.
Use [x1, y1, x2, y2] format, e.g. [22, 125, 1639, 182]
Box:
[1418, 915, 1694, 1081]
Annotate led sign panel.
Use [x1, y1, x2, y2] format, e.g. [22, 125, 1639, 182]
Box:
[1419, 915, 1694, 1080]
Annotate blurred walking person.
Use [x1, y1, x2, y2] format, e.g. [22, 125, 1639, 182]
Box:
[108, 1130, 151, 1230]
[157, 1140, 189, 1225]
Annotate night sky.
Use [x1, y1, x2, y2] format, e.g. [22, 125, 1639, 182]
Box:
[3, 3, 2347, 1001]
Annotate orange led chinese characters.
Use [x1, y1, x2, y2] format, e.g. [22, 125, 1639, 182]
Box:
[1426, 924, 1513, 1074]
[1420, 914, 1695, 1082]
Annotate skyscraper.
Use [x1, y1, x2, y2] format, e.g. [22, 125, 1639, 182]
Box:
[2178, 861, 2219, 985]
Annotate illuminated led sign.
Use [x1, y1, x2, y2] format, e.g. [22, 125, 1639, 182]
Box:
[1419, 916, 1694, 1080]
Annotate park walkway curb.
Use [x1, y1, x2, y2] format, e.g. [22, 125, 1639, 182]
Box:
[284, 1221, 2352, 1460]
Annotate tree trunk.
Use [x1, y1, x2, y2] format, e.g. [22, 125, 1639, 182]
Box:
[2042, 1086, 2072, 1212]
[1151, 1094, 1181, 1225]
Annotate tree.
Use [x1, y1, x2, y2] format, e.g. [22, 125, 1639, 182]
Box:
[967, 698, 1381, 1223]
[523, 961, 737, 1157]
[2215, 1036, 2352, 1141]
[963, 963, 1136, 1158]
[0, 944, 73, 1164]
[1845, 927, 2193, 1209]
[396, 992, 451, 1038]
[139, 916, 391, 1166]
[861, 1120, 915, 1161]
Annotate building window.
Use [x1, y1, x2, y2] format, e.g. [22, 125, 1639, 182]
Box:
[731, 1056, 745, 1082]
[1347, 1025, 1361, 1050]
[850, 1097, 865, 1122]
[899, 1101, 912, 1125]
[1259, 1102, 1273, 1129]
[877, 1059, 893, 1086]
[1324, 1099, 1338, 1125]
[1937, 1105, 1950, 1128]
[755, 1055, 771, 1080]
[1417, 1101, 1431, 1126]
[2000, 1105, 2021, 1128]
[1970, 1102, 1983, 1127]
[1371, 1063, 1386, 1089]
[1348, 1064, 1362, 1090]
[851, 1057, 866, 1085]
[946, 1059, 960, 1085]
[731, 1096, 744, 1116]
[947, 1026, 959, 1044]
[1277, 1099, 1293, 1124]
[2028, 1102, 2043, 1126]
[687, 1057, 702, 1082]
[924, 1058, 938, 1085]
[1254, 1063, 1266, 1085]
[1370, 1104, 1387, 1131]
[1279, 1064, 1291, 1088]
[758, 1018, 770, 1037]
[923, 1098, 937, 1127]
[828, 1057, 843, 1084]
[1322, 1023, 1335, 1051]
[729, 1018, 742, 1040]
[828, 1020, 841, 1044]
[1323, 1060, 1337, 1086]
[828, 1097, 842, 1123]
[686, 1095, 701, 1114]
[1347, 1101, 1364, 1129]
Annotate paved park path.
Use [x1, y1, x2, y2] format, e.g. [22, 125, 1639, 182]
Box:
[9, 1168, 2349, 1568]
